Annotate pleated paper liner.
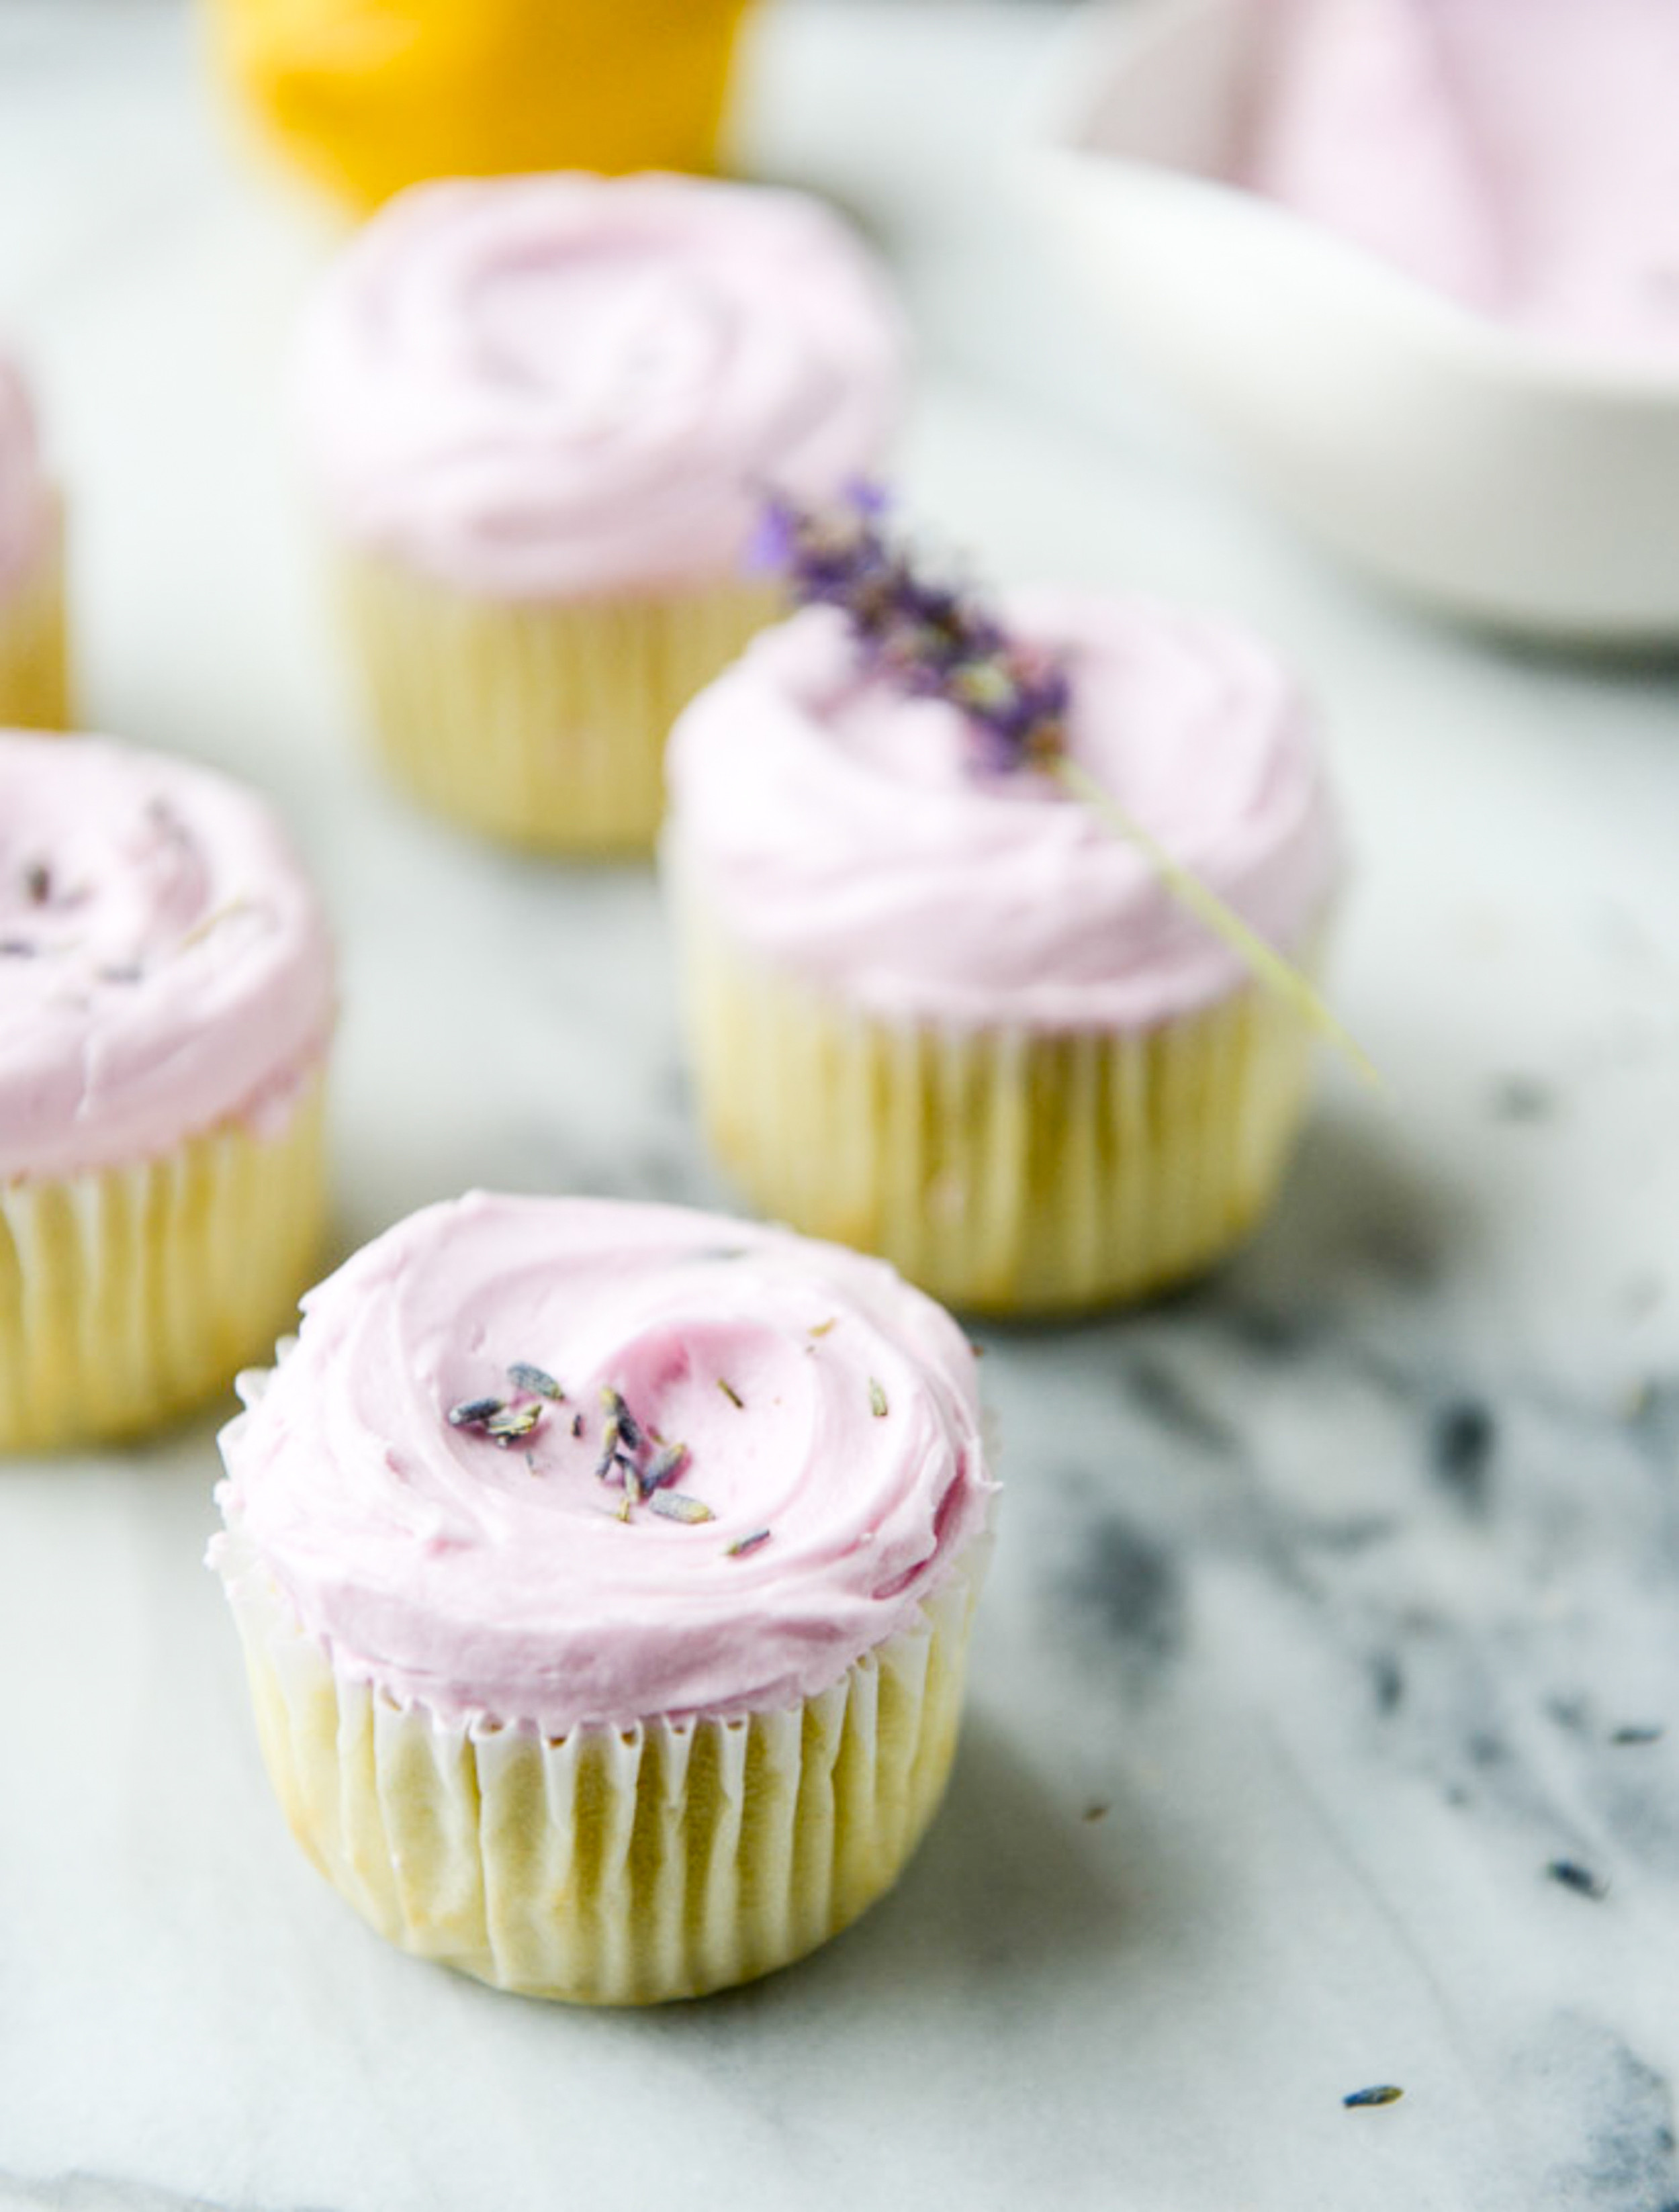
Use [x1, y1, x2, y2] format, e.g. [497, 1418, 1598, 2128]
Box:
[338, 553, 782, 855]
[0, 507, 71, 732]
[223, 1538, 987, 2005]
[0, 1072, 328, 1453]
[675, 894, 1323, 1315]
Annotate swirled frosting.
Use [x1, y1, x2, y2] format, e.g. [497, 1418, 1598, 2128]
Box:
[0, 352, 54, 592]
[0, 733, 335, 1179]
[212, 1193, 993, 1733]
[664, 591, 1340, 1031]
[294, 173, 907, 598]
[1242, 0, 1679, 363]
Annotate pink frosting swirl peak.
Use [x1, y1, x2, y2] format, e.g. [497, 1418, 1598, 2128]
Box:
[665, 591, 1341, 1032]
[294, 173, 909, 599]
[212, 1193, 994, 1735]
[0, 733, 335, 1179]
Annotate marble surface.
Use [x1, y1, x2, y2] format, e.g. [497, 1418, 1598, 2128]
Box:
[3, 5, 1679, 2209]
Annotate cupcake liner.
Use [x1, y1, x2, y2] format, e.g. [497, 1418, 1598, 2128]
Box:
[0, 1072, 328, 1453]
[674, 891, 1323, 1314]
[0, 507, 70, 731]
[224, 1537, 987, 2005]
[338, 553, 782, 854]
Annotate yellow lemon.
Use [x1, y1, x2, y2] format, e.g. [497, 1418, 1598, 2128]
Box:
[205, 0, 758, 208]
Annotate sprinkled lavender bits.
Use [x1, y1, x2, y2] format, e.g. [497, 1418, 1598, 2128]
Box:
[445, 1374, 743, 1534]
[484, 1403, 542, 1446]
[593, 1385, 713, 1524]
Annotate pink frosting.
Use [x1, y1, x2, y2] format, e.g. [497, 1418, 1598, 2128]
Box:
[664, 592, 1340, 1032]
[0, 733, 336, 1180]
[1242, 0, 1679, 363]
[212, 1193, 993, 1735]
[294, 173, 908, 599]
[0, 352, 54, 594]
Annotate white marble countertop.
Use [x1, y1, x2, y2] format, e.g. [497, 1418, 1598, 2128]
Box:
[3, 5, 1679, 2209]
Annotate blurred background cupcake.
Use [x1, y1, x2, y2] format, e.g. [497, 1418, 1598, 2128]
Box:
[0, 350, 71, 731]
[664, 501, 1343, 1316]
[203, 0, 760, 210]
[0, 733, 335, 1452]
[295, 171, 907, 855]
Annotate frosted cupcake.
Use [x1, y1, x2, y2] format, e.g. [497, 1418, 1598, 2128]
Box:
[295, 173, 907, 854]
[212, 1191, 993, 2005]
[664, 503, 1343, 1315]
[0, 355, 69, 730]
[0, 733, 334, 1451]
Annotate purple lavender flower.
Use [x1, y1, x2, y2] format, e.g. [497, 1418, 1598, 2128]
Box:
[756, 483, 1069, 774]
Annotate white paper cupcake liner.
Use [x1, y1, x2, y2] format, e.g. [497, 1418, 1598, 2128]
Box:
[0, 504, 70, 731]
[0, 1071, 328, 1452]
[222, 1535, 987, 2005]
[674, 888, 1324, 1314]
[338, 553, 782, 854]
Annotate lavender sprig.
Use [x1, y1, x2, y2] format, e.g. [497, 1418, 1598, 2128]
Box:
[753, 483, 1067, 776]
[755, 483, 1376, 1084]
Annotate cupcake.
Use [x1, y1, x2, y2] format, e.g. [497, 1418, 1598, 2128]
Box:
[0, 355, 69, 731]
[295, 173, 907, 854]
[211, 1191, 993, 2004]
[207, 0, 758, 212]
[664, 559, 1343, 1316]
[0, 733, 335, 1452]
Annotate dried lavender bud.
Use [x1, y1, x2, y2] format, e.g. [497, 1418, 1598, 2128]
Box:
[868, 1378, 889, 1418]
[486, 1402, 543, 1445]
[1343, 2087, 1403, 2111]
[643, 1442, 690, 1491]
[651, 1493, 715, 1525]
[809, 1318, 837, 1338]
[447, 1396, 504, 1429]
[726, 1529, 772, 1559]
[600, 1386, 641, 1451]
[571, 1412, 585, 1440]
[717, 1378, 744, 1410]
[594, 1420, 623, 1481]
[1547, 1859, 1608, 1900]
[508, 1362, 565, 1402]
